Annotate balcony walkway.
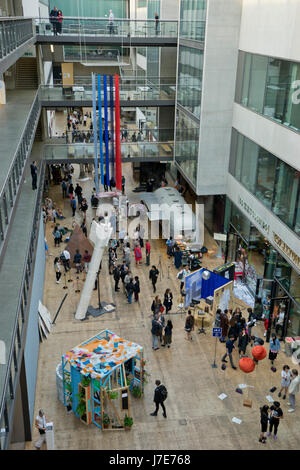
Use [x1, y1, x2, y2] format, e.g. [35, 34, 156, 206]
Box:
[0, 90, 36, 191]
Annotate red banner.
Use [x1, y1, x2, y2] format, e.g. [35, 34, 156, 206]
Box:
[114, 74, 122, 190]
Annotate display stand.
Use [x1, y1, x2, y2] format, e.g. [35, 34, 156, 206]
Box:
[45, 422, 55, 450]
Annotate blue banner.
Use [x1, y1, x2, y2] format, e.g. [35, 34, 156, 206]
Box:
[109, 75, 115, 179]
[92, 73, 99, 193]
[97, 74, 104, 185]
[103, 75, 110, 186]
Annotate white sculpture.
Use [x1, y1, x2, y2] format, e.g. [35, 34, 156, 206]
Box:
[75, 220, 113, 320]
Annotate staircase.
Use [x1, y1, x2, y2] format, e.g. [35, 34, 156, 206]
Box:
[16, 58, 38, 89]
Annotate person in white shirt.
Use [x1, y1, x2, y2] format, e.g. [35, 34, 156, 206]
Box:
[278, 365, 291, 400]
[61, 249, 71, 272]
[288, 369, 300, 412]
[34, 409, 47, 449]
[108, 9, 115, 34]
[275, 308, 285, 336]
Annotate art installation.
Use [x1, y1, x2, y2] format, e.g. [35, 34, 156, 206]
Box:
[75, 221, 112, 320]
[61, 329, 144, 430]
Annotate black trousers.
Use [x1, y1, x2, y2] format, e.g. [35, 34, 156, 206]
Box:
[115, 279, 119, 291]
[32, 174, 37, 189]
[269, 418, 279, 436]
[152, 280, 157, 292]
[154, 401, 166, 415]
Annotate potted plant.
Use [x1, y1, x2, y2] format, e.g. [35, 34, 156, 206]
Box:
[109, 390, 118, 400]
[102, 413, 110, 429]
[76, 401, 86, 422]
[81, 376, 91, 387]
[124, 414, 133, 430]
[131, 385, 142, 398]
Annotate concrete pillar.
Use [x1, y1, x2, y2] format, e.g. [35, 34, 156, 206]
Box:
[0, 74, 6, 105]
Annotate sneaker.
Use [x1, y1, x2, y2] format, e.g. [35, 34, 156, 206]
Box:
[264, 331, 266, 336]
[266, 433, 271, 437]
[163, 414, 167, 418]
[258, 438, 265, 444]
[287, 402, 291, 405]
[222, 359, 228, 363]
[278, 392, 281, 397]
[288, 409, 295, 413]
[283, 395, 286, 400]
[274, 435, 278, 441]
[150, 412, 157, 416]
[232, 366, 237, 370]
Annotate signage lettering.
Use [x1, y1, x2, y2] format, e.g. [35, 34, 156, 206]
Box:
[238, 197, 270, 234]
[273, 233, 300, 270]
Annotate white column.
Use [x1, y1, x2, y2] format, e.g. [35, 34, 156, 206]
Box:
[75, 221, 112, 320]
[0, 75, 6, 105]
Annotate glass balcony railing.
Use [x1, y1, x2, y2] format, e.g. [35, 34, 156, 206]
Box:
[0, 17, 34, 59]
[44, 141, 174, 161]
[35, 17, 178, 38]
[52, 128, 175, 144]
[39, 83, 176, 102]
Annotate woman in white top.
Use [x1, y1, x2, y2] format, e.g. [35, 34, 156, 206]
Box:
[35, 409, 47, 449]
[278, 365, 291, 400]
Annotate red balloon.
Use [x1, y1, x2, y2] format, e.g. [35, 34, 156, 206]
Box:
[252, 345, 267, 361]
[239, 357, 255, 373]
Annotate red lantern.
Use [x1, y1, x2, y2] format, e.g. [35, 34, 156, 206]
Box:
[252, 345, 267, 361]
[239, 357, 255, 373]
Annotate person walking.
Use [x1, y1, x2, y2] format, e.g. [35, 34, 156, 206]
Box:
[122, 175, 125, 195]
[259, 405, 269, 444]
[61, 179, 67, 198]
[145, 239, 151, 266]
[113, 265, 121, 292]
[174, 246, 183, 270]
[220, 310, 229, 343]
[288, 369, 300, 412]
[221, 336, 237, 369]
[269, 333, 280, 366]
[158, 309, 165, 343]
[278, 365, 291, 400]
[30, 161, 38, 190]
[149, 265, 159, 293]
[267, 401, 283, 440]
[134, 244, 142, 266]
[154, 12, 159, 35]
[184, 310, 195, 341]
[60, 249, 70, 272]
[34, 409, 47, 449]
[75, 183, 83, 204]
[151, 317, 161, 350]
[126, 277, 134, 304]
[163, 288, 173, 314]
[150, 380, 167, 418]
[162, 320, 173, 348]
[133, 276, 140, 302]
[79, 198, 88, 222]
[166, 236, 175, 258]
[73, 249, 82, 274]
[124, 242, 131, 268]
[151, 296, 162, 317]
[54, 257, 61, 284]
[83, 250, 91, 274]
[53, 226, 61, 247]
[70, 196, 76, 217]
[238, 327, 249, 357]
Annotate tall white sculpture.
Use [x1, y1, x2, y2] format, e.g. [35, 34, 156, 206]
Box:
[75, 220, 112, 320]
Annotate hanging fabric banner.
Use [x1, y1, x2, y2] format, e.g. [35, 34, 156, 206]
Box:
[103, 75, 110, 186]
[92, 73, 99, 193]
[114, 74, 122, 190]
[97, 74, 104, 185]
[109, 75, 115, 180]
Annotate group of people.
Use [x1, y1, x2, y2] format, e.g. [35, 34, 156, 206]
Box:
[151, 295, 173, 351]
[49, 6, 63, 35]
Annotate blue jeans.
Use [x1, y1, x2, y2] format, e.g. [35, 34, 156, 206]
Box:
[128, 293, 132, 304]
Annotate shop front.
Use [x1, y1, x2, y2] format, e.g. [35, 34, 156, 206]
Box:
[224, 199, 300, 338]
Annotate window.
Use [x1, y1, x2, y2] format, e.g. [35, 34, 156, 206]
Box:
[272, 162, 299, 229]
[175, 109, 199, 186]
[240, 138, 258, 193]
[264, 58, 292, 123]
[255, 148, 277, 209]
[248, 55, 268, 113]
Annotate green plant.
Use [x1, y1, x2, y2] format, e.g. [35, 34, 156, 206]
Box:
[81, 376, 91, 387]
[76, 401, 86, 418]
[102, 413, 110, 425]
[109, 391, 118, 400]
[131, 385, 142, 398]
[124, 415, 133, 428]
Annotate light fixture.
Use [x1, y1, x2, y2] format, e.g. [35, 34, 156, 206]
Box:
[202, 270, 211, 281]
[50, 44, 54, 53]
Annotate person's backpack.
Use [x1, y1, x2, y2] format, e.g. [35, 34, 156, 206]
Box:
[177, 271, 184, 280]
[159, 385, 168, 401]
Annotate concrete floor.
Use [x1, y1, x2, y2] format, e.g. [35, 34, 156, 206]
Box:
[27, 163, 300, 450]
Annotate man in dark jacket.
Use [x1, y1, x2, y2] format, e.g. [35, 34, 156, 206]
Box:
[113, 265, 121, 291]
[149, 266, 159, 293]
[150, 380, 167, 418]
[30, 161, 38, 190]
[221, 336, 237, 369]
[49, 6, 58, 35]
[73, 249, 82, 274]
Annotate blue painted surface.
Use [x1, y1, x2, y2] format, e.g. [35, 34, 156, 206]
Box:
[103, 75, 110, 184]
[97, 74, 105, 185]
[24, 215, 45, 429]
[71, 366, 82, 415]
[92, 73, 99, 193]
[109, 75, 115, 178]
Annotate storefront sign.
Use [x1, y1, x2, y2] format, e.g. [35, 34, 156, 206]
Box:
[238, 197, 270, 234]
[273, 233, 300, 270]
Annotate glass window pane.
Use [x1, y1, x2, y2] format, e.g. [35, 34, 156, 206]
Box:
[248, 55, 268, 113]
[235, 132, 244, 181]
[175, 110, 199, 186]
[273, 162, 299, 228]
[231, 203, 250, 242]
[294, 190, 300, 236]
[255, 148, 277, 209]
[264, 58, 291, 123]
[241, 53, 252, 107]
[240, 138, 258, 193]
[284, 63, 300, 132]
